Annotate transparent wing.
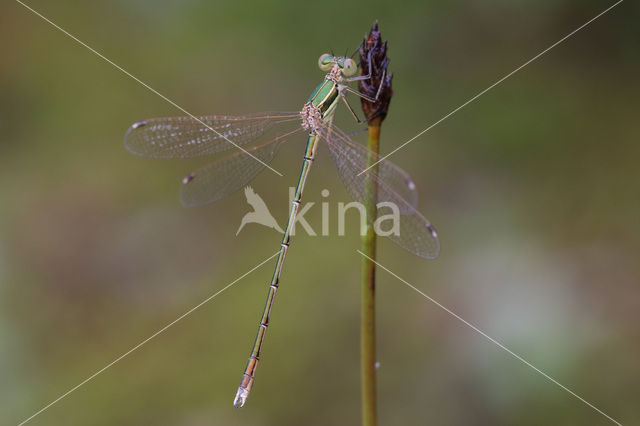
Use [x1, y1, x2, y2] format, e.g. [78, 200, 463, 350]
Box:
[317, 121, 439, 259]
[180, 126, 305, 207]
[124, 112, 300, 159]
[320, 124, 418, 210]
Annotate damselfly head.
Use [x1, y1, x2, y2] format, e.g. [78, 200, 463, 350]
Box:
[318, 54, 358, 77]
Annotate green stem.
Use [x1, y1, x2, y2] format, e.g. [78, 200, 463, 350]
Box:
[361, 116, 381, 426]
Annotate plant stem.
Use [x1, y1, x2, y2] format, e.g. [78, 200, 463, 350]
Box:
[361, 116, 381, 426]
[358, 20, 392, 425]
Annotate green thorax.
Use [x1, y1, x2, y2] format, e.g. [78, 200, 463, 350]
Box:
[306, 77, 340, 117]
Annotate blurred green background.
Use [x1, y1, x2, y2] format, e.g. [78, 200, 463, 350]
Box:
[1, 1, 638, 425]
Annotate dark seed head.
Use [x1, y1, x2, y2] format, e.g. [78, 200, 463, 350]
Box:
[132, 120, 147, 129]
[182, 173, 195, 184]
[359, 20, 393, 122]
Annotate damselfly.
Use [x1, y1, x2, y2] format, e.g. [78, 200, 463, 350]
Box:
[124, 52, 439, 408]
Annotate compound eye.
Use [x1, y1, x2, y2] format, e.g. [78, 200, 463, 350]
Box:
[342, 58, 357, 77]
[318, 53, 333, 71]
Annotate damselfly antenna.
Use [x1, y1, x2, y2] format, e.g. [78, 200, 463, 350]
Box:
[349, 40, 363, 59]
